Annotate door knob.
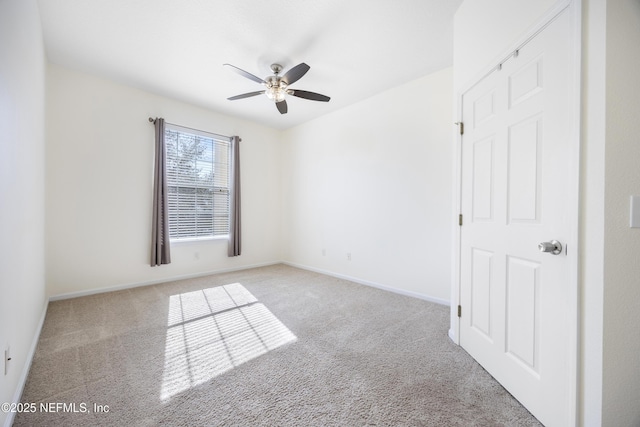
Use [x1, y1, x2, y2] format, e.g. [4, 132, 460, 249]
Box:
[538, 240, 562, 255]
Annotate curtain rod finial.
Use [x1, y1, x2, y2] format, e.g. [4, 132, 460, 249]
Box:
[148, 117, 155, 123]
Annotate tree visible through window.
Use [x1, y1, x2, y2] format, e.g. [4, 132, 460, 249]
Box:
[164, 124, 231, 240]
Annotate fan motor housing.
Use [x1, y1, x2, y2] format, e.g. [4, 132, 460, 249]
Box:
[270, 63, 283, 74]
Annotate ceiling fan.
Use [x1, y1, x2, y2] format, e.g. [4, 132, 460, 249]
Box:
[224, 62, 330, 114]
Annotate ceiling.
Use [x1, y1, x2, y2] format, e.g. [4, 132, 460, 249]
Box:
[37, 0, 463, 130]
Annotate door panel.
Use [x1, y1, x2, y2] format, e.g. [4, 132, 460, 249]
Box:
[459, 8, 574, 427]
[470, 247, 493, 338]
[507, 115, 542, 223]
[505, 255, 540, 372]
[509, 56, 543, 108]
[472, 136, 495, 221]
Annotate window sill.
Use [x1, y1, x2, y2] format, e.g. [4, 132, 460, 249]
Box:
[170, 235, 229, 245]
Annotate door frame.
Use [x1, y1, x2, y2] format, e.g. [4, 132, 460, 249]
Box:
[449, 0, 582, 424]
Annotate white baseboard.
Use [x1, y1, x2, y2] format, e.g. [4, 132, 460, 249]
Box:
[48, 261, 281, 301]
[4, 301, 48, 427]
[282, 261, 450, 307]
[49, 261, 450, 308]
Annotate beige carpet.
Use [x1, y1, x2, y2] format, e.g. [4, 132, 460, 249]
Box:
[15, 264, 541, 426]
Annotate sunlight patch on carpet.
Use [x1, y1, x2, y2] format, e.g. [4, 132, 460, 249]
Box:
[161, 283, 297, 401]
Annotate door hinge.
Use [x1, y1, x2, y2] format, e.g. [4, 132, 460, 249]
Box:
[459, 214, 463, 226]
[455, 121, 464, 135]
[457, 305, 462, 317]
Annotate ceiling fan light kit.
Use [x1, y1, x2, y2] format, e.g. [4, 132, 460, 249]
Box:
[264, 65, 288, 102]
[224, 62, 330, 114]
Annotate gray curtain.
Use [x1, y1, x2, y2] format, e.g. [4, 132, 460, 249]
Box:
[151, 117, 171, 266]
[228, 136, 242, 257]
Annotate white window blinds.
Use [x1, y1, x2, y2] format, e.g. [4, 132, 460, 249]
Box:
[164, 124, 231, 240]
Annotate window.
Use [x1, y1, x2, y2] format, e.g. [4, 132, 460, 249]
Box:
[164, 124, 231, 240]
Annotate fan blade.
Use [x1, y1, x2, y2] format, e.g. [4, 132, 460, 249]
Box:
[289, 90, 331, 102]
[276, 100, 288, 114]
[227, 91, 265, 100]
[281, 63, 310, 85]
[223, 64, 266, 84]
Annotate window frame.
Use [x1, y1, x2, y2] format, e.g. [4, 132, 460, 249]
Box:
[163, 123, 232, 243]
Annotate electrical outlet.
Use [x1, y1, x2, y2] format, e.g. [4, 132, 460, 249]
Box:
[322, 249, 326, 256]
[4, 345, 10, 376]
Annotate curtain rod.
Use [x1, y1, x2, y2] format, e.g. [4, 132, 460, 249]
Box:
[148, 117, 233, 142]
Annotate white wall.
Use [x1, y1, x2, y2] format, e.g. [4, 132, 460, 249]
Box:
[0, 0, 47, 425]
[602, 1, 640, 425]
[280, 68, 453, 303]
[46, 64, 283, 296]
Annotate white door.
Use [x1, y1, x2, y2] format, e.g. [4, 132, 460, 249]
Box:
[459, 8, 577, 427]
